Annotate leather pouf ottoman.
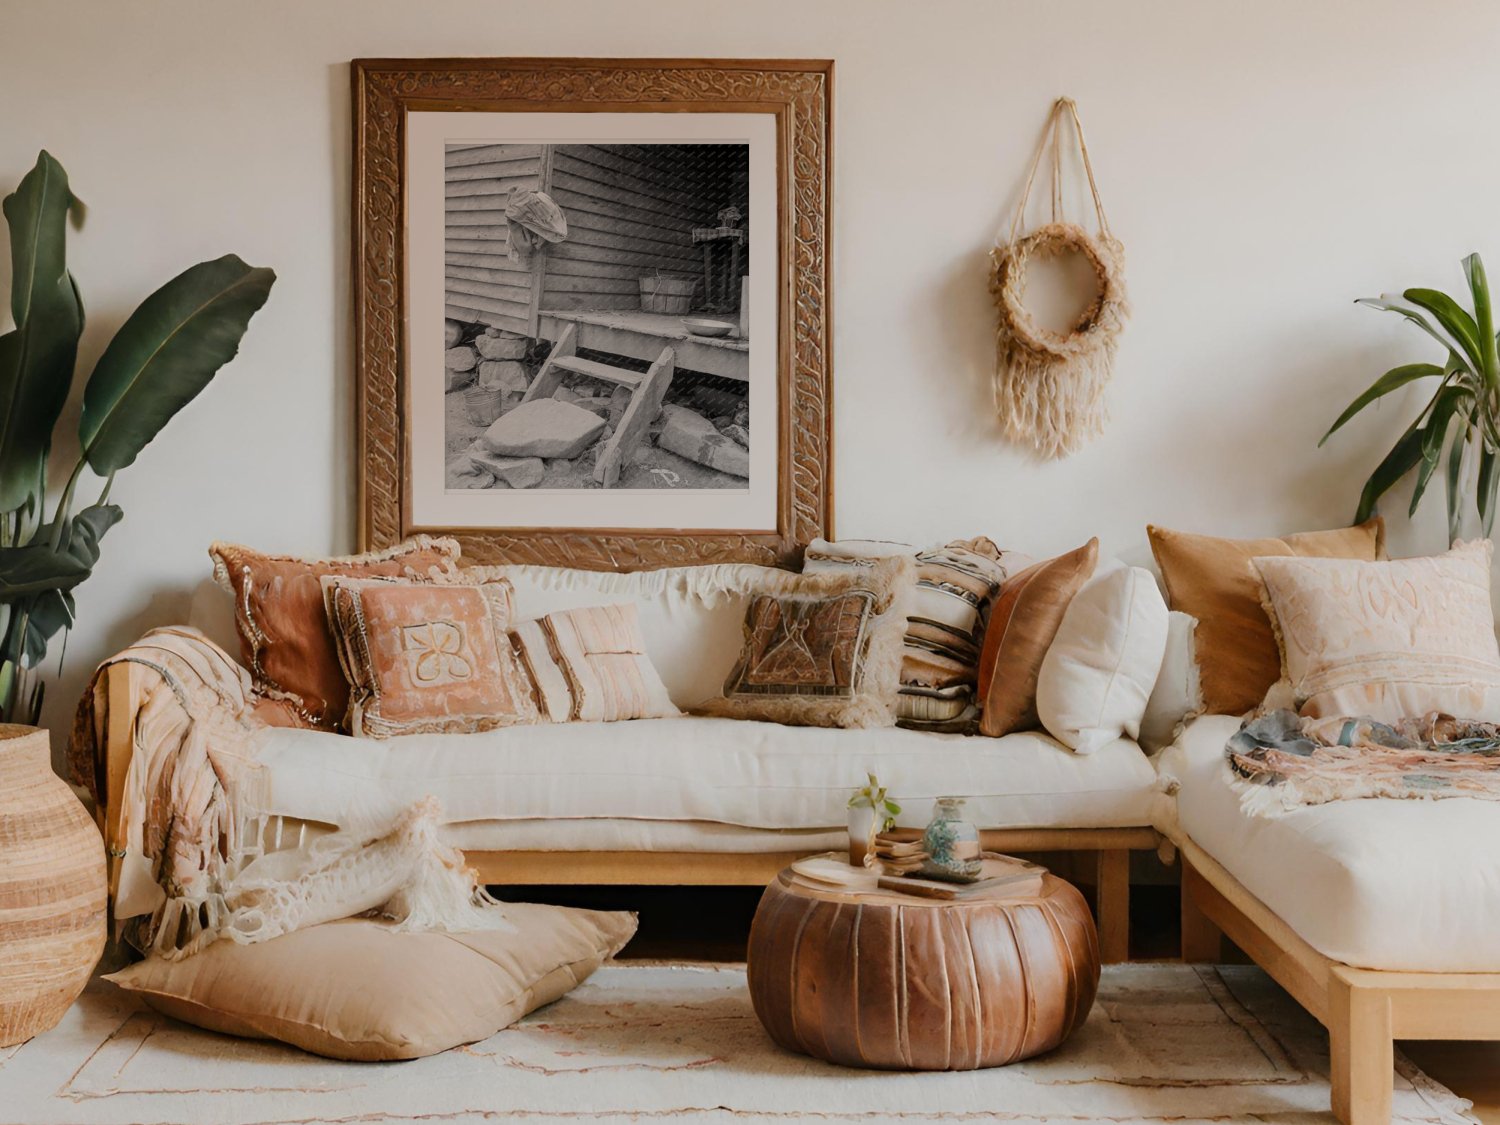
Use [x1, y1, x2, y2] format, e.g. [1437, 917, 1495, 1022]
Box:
[747, 866, 1100, 1070]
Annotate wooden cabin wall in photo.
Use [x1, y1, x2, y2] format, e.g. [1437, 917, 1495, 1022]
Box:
[443, 142, 747, 340]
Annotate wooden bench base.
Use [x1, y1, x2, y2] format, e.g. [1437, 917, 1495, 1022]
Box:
[1178, 836, 1500, 1125]
[466, 826, 1157, 964]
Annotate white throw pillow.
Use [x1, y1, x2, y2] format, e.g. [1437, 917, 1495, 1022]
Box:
[1036, 564, 1169, 754]
[1138, 611, 1202, 752]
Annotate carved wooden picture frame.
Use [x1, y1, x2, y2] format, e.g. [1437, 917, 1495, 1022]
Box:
[352, 58, 832, 569]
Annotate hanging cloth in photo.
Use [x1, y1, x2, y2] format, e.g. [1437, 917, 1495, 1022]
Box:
[990, 97, 1129, 460]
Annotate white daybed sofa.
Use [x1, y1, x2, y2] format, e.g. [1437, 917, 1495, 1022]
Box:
[1159, 714, 1500, 1125]
[96, 561, 1163, 963]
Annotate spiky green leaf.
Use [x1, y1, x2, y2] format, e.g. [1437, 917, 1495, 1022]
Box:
[1355, 421, 1426, 524]
[1404, 287, 1484, 373]
[1321, 363, 1443, 446]
[1481, 447, 1500, 536]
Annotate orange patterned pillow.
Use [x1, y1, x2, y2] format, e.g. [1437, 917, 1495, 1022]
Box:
[211, 537, 461, 730]
[322, 575, 539, 738]
[510, 604, 679, 723]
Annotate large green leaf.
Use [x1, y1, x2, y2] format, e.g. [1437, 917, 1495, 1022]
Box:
[1320, 362, 1443, 446]
[79, 254, 274, 473]
[1404, 287, 1483, 372]
[0, 542, 90, 598]
[0, 151, 83, 512]
[1355, 420, 1426, 523]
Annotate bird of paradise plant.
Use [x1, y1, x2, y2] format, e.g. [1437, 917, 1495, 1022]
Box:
[1323, 253, 1500, 545]
[0, 151, 274, 724]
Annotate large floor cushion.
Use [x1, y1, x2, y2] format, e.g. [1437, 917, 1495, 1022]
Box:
[249, 717, 1159, 833]
[1159, 715, 1500, 972]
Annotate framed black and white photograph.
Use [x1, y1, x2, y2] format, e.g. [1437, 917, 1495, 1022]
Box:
[440, 141, 752, 493]
[354, 59, 833, 569]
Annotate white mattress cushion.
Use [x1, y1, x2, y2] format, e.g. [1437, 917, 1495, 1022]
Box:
[250, 717, 1158, 834]
[1159, 714, 1500, 972]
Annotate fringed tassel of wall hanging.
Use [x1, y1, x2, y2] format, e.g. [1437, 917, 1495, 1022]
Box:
[991, 97, 1129, 460]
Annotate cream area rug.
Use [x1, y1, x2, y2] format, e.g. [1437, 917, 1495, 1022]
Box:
[0, 963, 1475, 1124]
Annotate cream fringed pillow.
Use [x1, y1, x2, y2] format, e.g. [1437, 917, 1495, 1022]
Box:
[510, 603, 679, 723]
[323, 575, 539, 737]
[106, 905, 637, 1061]
[1254, 540, 1500, 722]
[699, 555, 916, 729]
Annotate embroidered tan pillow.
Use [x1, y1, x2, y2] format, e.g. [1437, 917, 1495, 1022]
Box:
[1148, 519, 1385, 716]
[105, 905, 637, 1061]
[700, 555, 915, 729]
[323, 575, 539, 738]
[1254, 540, 1500, 722]
[210, 537, 461, 729]
[510, 603, 679, 723]
[976, 539, 1099, 737]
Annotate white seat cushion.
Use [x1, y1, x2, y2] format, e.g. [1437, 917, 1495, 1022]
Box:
[249, 717, 1158, 834]
[1158, 714, 1500, 972]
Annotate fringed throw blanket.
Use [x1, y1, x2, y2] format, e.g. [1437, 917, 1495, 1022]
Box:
[1227, 708, 1500, 816]
[70, 627, 509, 959]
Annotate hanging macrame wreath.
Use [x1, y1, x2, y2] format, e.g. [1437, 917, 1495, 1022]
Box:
[990, 98, 1129, 460]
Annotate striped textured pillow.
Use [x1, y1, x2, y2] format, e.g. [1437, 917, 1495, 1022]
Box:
[803, 538, 1024, 732]
[511, 603, 680, 723]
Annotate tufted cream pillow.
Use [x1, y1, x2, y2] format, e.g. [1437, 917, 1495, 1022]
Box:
[1254, 540, 1500, 722]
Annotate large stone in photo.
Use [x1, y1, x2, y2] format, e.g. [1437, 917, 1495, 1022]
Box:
[482, 398, 608, 460]
[656, 405, 750, 478]
[468, 447, 545, 489]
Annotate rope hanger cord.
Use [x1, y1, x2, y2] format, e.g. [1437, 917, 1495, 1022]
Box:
[990, 97, 1130, 461]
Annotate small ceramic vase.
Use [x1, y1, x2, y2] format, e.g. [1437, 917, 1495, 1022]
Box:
[921, 797, 983, 882]
[847, 805, 878, 867]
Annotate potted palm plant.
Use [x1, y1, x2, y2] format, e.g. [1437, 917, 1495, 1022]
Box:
[0, 151, 274, 724]
[1323, 253, 1500, 543]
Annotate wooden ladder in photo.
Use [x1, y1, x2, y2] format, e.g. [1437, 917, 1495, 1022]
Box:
[523, 323, 676, 488]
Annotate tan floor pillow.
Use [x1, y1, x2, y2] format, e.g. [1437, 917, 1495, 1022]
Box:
[105, 903, 636, 1060]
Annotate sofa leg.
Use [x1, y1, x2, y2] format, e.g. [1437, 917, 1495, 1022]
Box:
[1179, 858, 1224, 963]
[1329, 968, 1393, 1125]
[1094, 848, 1129, 964]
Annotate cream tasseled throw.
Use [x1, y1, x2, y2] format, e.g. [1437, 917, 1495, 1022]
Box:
[70, 627, 509, 960]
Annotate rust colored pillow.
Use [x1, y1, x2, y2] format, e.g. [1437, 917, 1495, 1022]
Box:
[977, 539, 1099, 738]
[210, 537, 461, 730]
[323, 575, 540, 738]
[1147, 518, 1385, 716]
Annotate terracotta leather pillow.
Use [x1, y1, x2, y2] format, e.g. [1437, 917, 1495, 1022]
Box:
[1147, 518, 1385, 716]
[977, 539, 1099, 738]
[105, 904, 637, 1061]
[210, 537, 461, 730]
[323, 575, 540, 738]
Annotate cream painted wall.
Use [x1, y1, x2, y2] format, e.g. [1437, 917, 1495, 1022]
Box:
[2, 0, 1497, 742]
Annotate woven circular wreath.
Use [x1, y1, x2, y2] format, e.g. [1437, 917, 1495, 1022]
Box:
[990, 221, 1127, 359]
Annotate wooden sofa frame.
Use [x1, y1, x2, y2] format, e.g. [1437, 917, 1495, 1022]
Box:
[99, 661, 1156, 963]
[1179, 835, 1500, 1125]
